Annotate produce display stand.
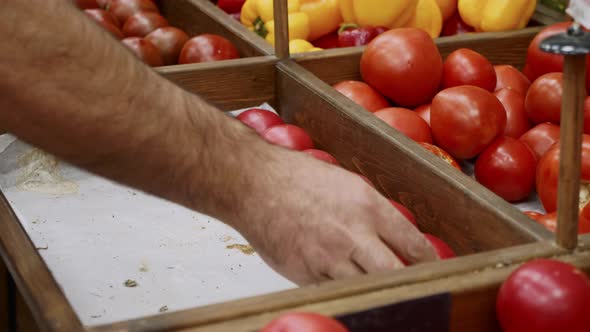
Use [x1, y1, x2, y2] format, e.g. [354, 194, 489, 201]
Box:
[0, 1, 586, 332]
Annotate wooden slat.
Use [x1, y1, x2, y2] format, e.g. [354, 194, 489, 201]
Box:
[157, 56, 278, 111]
[169, 238, 590, 332]
[160, 0, 274, 57]
[296, 27, 543, 85]
[532, 3, 569, 26]
[16, 290, 40, 332]
[0, 259, 9, 332]
[0, 192, 84, 332]
[275, 60, 552, 255]
[90, 237, 567, 332]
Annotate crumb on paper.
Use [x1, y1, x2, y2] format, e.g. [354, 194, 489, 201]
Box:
[159, 305, 168, 313]
[201, 226, 206, 230]
[226, 244, 255, 255]
[90, 314, 102, 319]
[36, 245, 48, 250]
[221, 235, 235, 243]
[16, 148, 78, 195]
[139, 263, 149, 272]
[124, 279, 138, 287]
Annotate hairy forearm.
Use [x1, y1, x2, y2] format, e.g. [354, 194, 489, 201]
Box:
[0, 1, 275, 224]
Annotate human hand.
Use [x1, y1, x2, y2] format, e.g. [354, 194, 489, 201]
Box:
[230, 148, 438, 285]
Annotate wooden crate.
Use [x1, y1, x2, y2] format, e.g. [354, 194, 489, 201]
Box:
[0, 15, 578, 332]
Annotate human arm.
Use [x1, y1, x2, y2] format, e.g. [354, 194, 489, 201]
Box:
[0, 0, 436, 284]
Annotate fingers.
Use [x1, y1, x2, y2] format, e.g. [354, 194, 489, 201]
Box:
[376, 203, 438, 264]
[326, 261, 365, 280]
[350, 236, 406, 273]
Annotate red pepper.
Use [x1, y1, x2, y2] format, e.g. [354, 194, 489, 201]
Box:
[441, 12, 475, 37]
[311, 31, 339, 49]
[217, 0, 246, 14]
[337, 24, 388, 47]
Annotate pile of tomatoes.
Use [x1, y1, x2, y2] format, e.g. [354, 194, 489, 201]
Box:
[72, 0, 240, 66]
[333, 24, 590, 235]
[259, 259, 590, 332]
[236, 107, 455, 260]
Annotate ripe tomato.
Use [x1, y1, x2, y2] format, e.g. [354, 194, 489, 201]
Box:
[442, 48, 496, 91]
[431, 86, 506, 159]
[107, 0, 159, 25]
[475, 137, 536, 202]
[419, 142, 461, 171]
[145, 27, 189, 65]
[414, 104, 431, 126]
[585, 96, 590, 135]
[494, 65, 531, 96]
[360, 28, 443, 108]
[236, 108, 284, 135]
[389, 200, 418, 227]
[497, 259, 590, 332]
[494, 88, 531, 139]
[332, 81, 390, 113]
[179, 34, 240, 64]
[523, 210, 544, 222]
[84, 8, 121, 28]
[74, 0, 100, 9]
[533, 212, 590, 234]
[519, 123, 560, 161]
[424, 234, 456, 259]
[303, 149, 340, 166]
[261, 312, 349, 332]
[262, 124, 314, 151]
[441, 11, 474, 36]
[536, 135, 590, 213]
[122, 11, 168, 37]
[374, 108, 433, 143]
[525, 73, 563, 125]
[121, 37, 163, 66]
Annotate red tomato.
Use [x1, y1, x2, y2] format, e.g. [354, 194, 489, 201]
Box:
[374, 108, 432, 143]
[145, 27, 189, 66]
[525, 23, 583, 81]
[494, 65, 531, 96]
[494, 88, 531, 139]
[497, 259, 590, 332]
[585, 96, 590, 135]
[236, 108, 284, 135]
[217, 0, 246, 14]
[475, 137, 536, 202]
[431, 86, 506, 159]
[311, 31, 340, 49]
[360, 28, 443, 108]
[261, 312, 349, 332]
[74, 0, 100, 9]
[332, 81, 390, 113]
[414, 104, 431, 126]
[107, 0, 159, 25]
[303, 149, 340, 166]
[533, 212, 590, 234]
[522, 63, 535, 82]
[122, 11, 168, 37]
[262, 124, 314, 151]
[536, 135, 590, 214]
[442, 48, 496, 91]
[523, 210, 544, 222]
[179, 34, 240, 64]
[424, 234, 456, 259]
[441, 11, 475, 37]
[388, 200, 417, 226]
[419, 142, 461, 171]
[525, 73, 563, 125]
[84, 8, 121, 28]
[519, 123, 560, 161]
[121, 37, 163, 66]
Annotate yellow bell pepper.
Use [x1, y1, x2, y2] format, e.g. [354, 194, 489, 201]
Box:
[340, 0, 418, 28]
[289, 39, 323, 53]
[405, 0, 443, 38]
[241, 0, 310, 44]
[458, 0, 537, 32]
[300, 0, 343, 41]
